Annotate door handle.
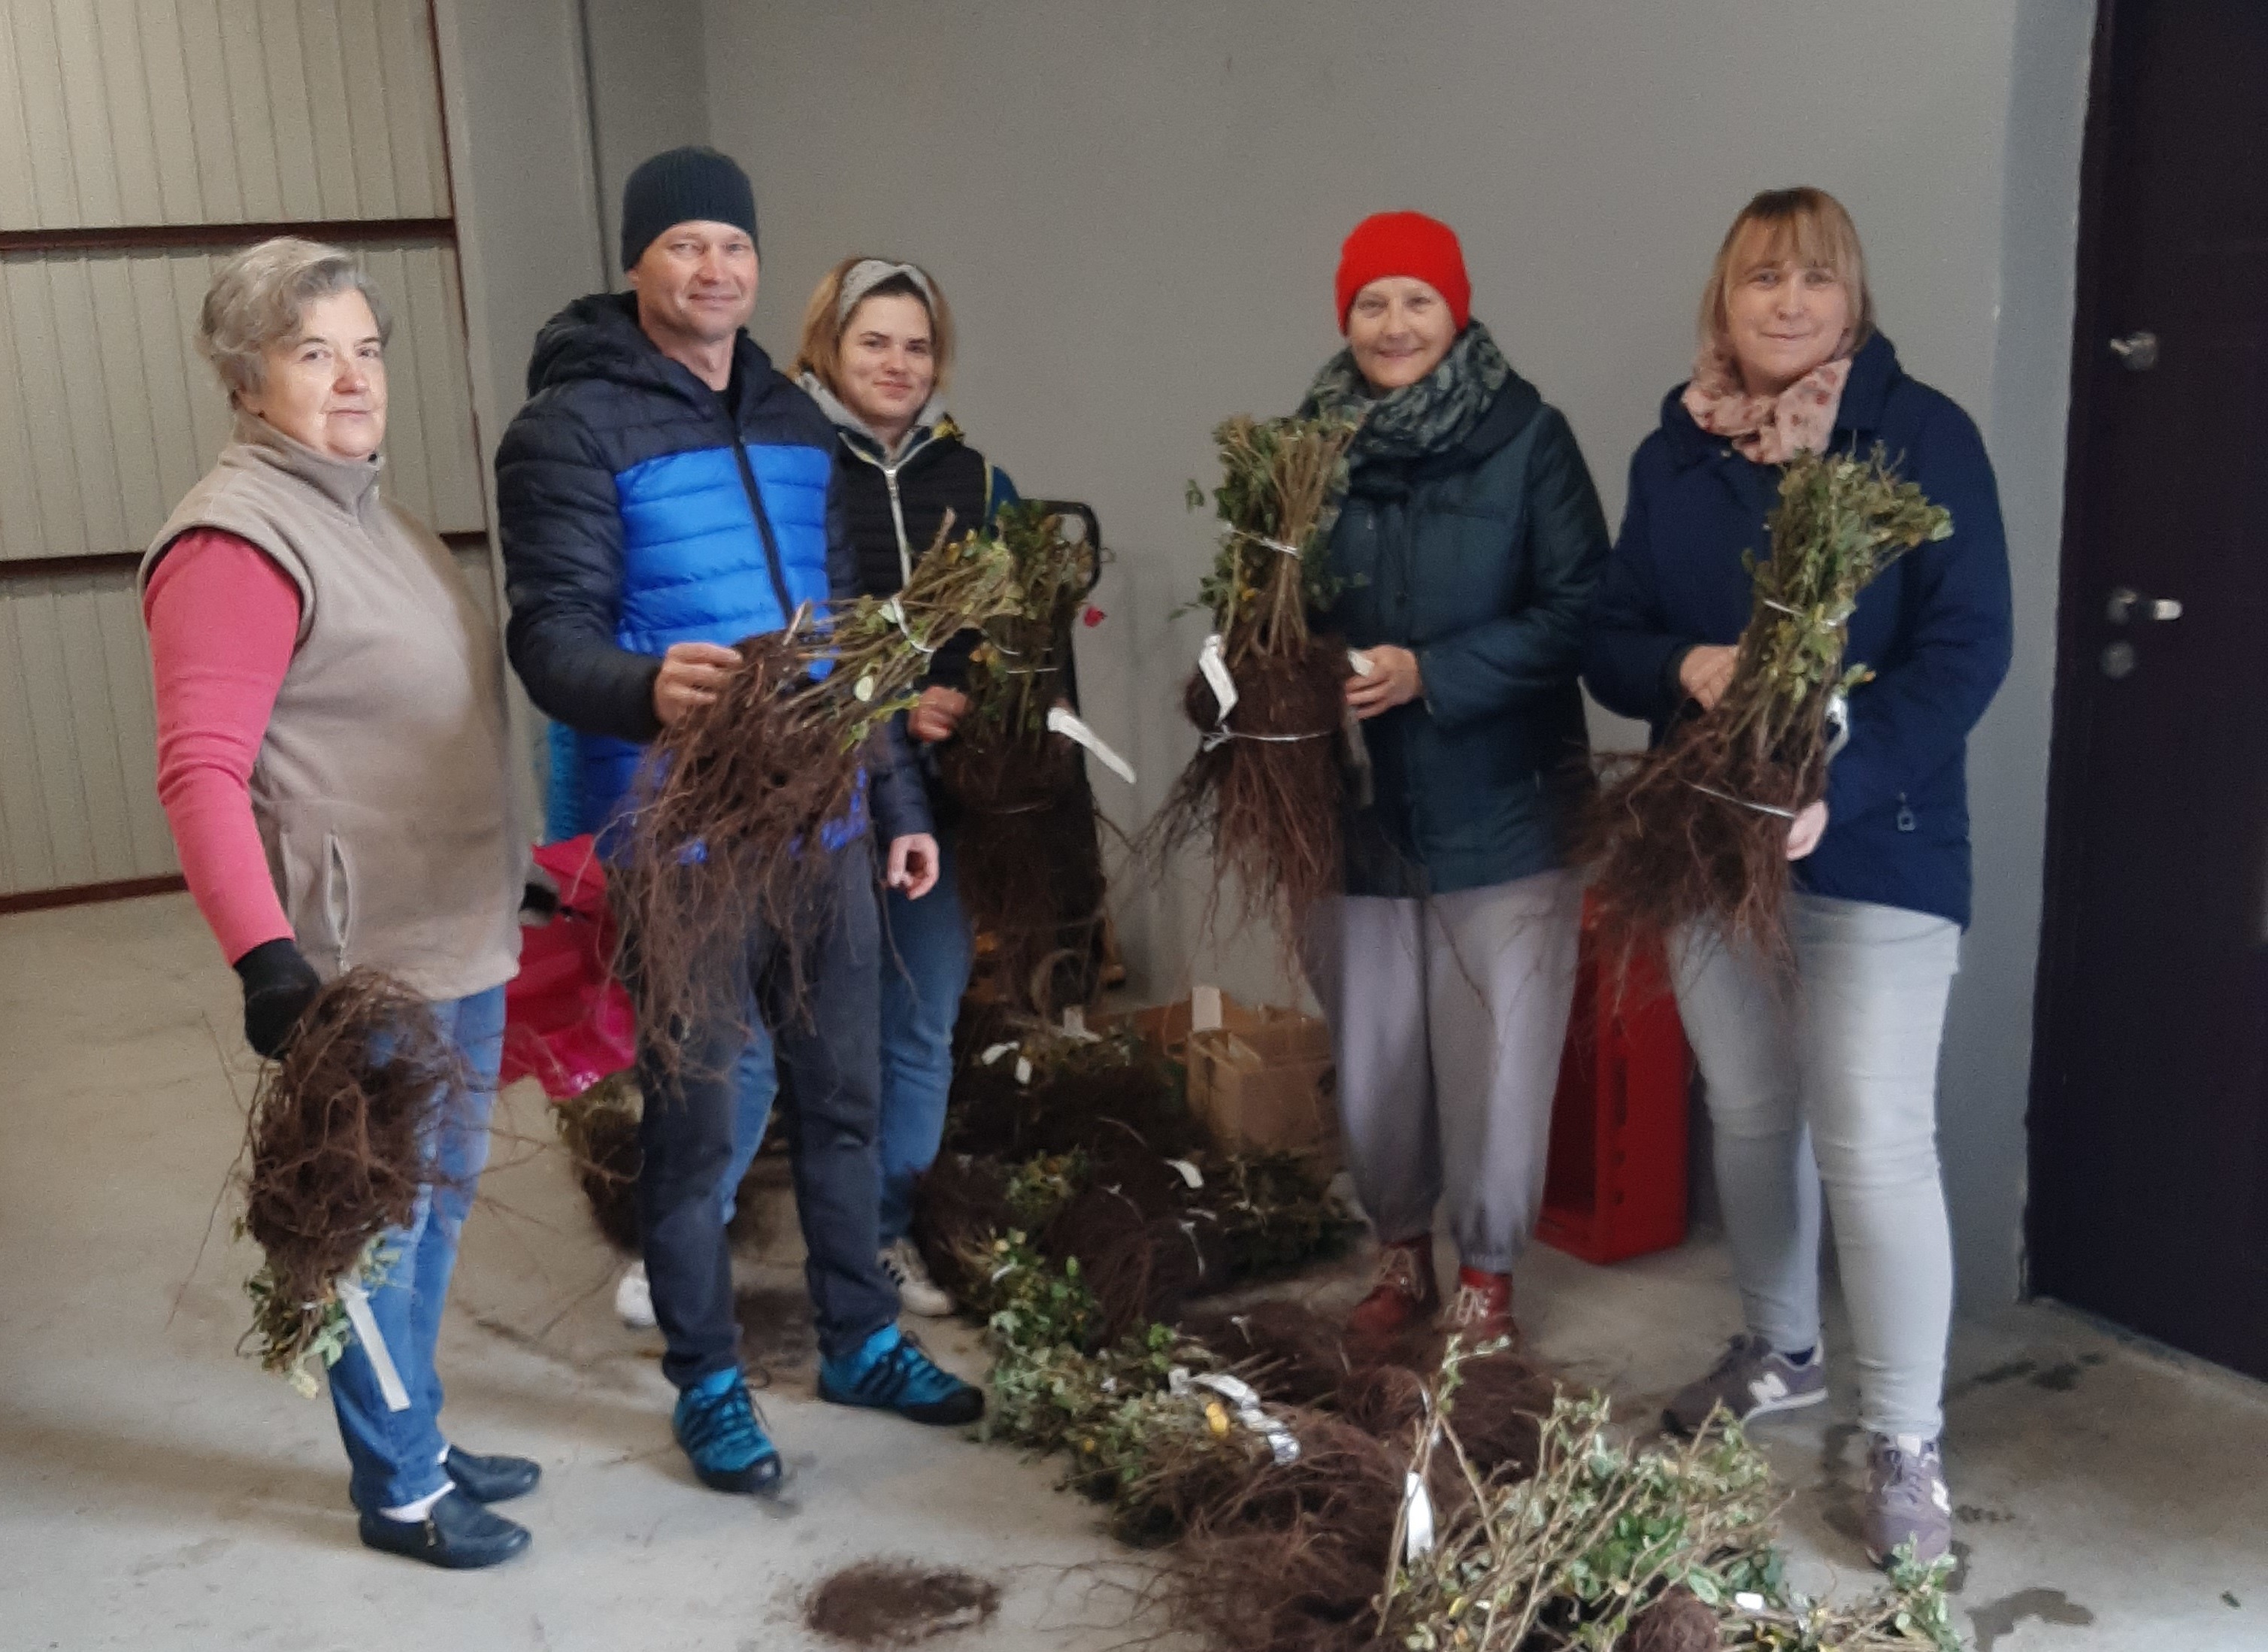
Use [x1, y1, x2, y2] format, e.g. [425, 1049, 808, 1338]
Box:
[2109, 331, 2159, 370]
[2106, 587, 2182, 624]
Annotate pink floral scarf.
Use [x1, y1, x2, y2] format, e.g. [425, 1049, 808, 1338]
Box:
[1680, 349, 1852, 464]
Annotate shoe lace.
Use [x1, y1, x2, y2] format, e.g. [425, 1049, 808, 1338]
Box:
[1872, 1438, 1945, 1517]
[1446, 1282, 1496, 1327]
[886, 1239, 937, 1288]
[682, 1383, 769, 1461]
[1372, 1244, 1425, 1298]
[859, 1334, 962, 1406]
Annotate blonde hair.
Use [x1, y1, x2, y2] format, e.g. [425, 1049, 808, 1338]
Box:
[1697, 187, 1873, 359]
[794, 256, 955, 399]
[197, 236, 392, 403]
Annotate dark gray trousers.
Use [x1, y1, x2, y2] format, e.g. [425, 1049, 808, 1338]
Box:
[630, 839, 899, 1386]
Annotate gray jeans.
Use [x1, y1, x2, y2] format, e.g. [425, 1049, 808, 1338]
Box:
[1304, 869, 1582, 1274]
[1670, 894, 1961, 1438]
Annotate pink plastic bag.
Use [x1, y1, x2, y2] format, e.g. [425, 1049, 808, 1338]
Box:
[502, 835, 637, 1099]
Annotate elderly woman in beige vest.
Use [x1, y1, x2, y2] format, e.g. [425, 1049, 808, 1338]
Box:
[138, 238, 532, 1570]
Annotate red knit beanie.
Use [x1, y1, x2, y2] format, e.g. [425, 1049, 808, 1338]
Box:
[1334, 211, 1471, 334]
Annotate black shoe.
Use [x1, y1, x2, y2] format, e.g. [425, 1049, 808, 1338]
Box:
[444, 1446, 542, 1504]
[358, 1490, 531, 1570]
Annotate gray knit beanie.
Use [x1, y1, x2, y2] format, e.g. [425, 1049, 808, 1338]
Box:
[619, 146, 759, 271]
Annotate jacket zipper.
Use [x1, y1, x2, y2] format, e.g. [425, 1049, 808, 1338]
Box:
[883, 465, 913, 588]
[843, 426, 937, 591]
[1897, 792, 1916, 832]
[722, 411, 796, 624]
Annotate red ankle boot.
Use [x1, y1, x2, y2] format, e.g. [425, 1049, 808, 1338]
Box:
[1347, 1237, 1439, 1338]
[1443, 1266, 1514, 1344]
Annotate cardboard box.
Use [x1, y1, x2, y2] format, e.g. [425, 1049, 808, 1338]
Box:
[1104, 987, 1340, 1169]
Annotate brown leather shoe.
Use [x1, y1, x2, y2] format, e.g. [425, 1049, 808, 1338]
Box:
[1443, 1266, 1515, 1344]
[1346, 1237, 1439, 1338]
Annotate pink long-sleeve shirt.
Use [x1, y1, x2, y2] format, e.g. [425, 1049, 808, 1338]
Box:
[143, 529, 303, 963]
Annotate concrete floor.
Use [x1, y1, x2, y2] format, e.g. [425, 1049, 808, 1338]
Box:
[4, 892, 2264, 1651]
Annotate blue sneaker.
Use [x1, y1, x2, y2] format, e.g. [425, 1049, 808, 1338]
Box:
[671, 1368, 783, 1494]
[818, 1324, 984, 1426]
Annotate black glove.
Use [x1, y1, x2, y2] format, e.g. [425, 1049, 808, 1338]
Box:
[233, 938, 323, 1059]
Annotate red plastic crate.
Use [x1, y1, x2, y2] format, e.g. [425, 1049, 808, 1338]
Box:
[1537, 897, 1692, 1264]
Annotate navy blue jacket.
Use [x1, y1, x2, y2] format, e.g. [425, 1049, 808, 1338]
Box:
[496, 292, 928, 845]
[1582, 333, 2012, 926]
[1322, 370, 1610, 896]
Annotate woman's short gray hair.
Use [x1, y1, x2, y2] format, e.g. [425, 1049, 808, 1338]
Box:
[196, 237, 392, 402]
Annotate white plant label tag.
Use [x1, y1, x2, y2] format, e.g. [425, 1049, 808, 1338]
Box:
[340, 1278, 410, 1413]
[1192, 984, 1224, 1032]
[1347, 648, 1375, 677]
[1402, 1471, 1436, 1559]
[1046, 706, 1137, 784]
[1197, 633, 1239, 722]
[1013, 1056, 1034, 1086]
[1167, 1158, 1204, 1190]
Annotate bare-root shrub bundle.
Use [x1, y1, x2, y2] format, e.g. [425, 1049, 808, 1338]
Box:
[961, 1242, 1959, 1650]
[912, 1018, 1353, 1338]
[1583, 450, 1952, 969]
[1151, 412, 1360, 946]
[239, 969, 468, 1396]
[938, 502, 1111, 1016]
[612, 523, 1020, 1070]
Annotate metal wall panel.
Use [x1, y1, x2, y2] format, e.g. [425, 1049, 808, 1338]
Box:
[0, 1, 489, 901]
[0, 238, 483, 563]
[0, 568, 176, 892]
[0, 0, 452, 230]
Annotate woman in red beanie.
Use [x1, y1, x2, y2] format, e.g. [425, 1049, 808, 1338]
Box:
[1300, 211, 1609, 1341]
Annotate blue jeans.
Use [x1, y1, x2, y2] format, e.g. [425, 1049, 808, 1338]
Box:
[877, 829, 974, 1244]
[329, 986, 506, 1513]
[718, 1019, 778, 1226]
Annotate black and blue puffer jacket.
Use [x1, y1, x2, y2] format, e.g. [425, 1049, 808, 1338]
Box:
[497, 291, 929, 846]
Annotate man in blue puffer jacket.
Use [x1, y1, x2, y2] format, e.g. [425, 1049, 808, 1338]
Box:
[498, 147, 983, 1499]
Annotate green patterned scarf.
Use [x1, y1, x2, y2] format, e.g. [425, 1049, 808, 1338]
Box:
[1301, 320, 1513, 468]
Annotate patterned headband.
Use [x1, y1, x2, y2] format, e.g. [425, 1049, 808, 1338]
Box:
[837, 258, 937, 324]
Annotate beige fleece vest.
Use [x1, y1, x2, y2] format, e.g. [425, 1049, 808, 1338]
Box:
[142, 415, 524, 1002]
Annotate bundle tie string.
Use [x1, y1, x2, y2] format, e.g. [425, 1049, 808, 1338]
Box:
[1232, 528, 1304, 559]
[1683, 778, 1797, 820]
[1201, 727, 1332, 752]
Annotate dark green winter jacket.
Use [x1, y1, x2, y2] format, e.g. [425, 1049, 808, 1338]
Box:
[1319, 371, 1609, 896]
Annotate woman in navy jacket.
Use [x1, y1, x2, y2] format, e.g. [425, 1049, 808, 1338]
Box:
[1584, 189, 2011, 1570]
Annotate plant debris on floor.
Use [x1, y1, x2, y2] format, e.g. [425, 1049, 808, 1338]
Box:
[804, 1560, 1002, 1648]
[907, 1008, 1962, 1650]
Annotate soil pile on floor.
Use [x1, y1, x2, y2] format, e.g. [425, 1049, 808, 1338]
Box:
[804, 1561, 1001, 1647]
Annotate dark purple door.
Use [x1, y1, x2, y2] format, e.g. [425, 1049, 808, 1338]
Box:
[2030, 0, 2268, 1378]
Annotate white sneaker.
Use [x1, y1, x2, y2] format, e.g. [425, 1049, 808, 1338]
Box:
[614, 1260, 657, 1329]
[879, 1238, 955, 1317]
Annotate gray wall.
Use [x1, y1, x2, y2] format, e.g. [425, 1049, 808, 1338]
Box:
[453, 0, 2095, 1309]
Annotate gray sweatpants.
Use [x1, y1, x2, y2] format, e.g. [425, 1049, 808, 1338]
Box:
[1303, 869, 1582, 1274]
[1670, 894, 1961, 1438]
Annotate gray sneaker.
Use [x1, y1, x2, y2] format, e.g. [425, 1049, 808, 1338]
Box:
[1663, 1334, 1827, 1436]
[1864, 1433, 1952, 1566]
